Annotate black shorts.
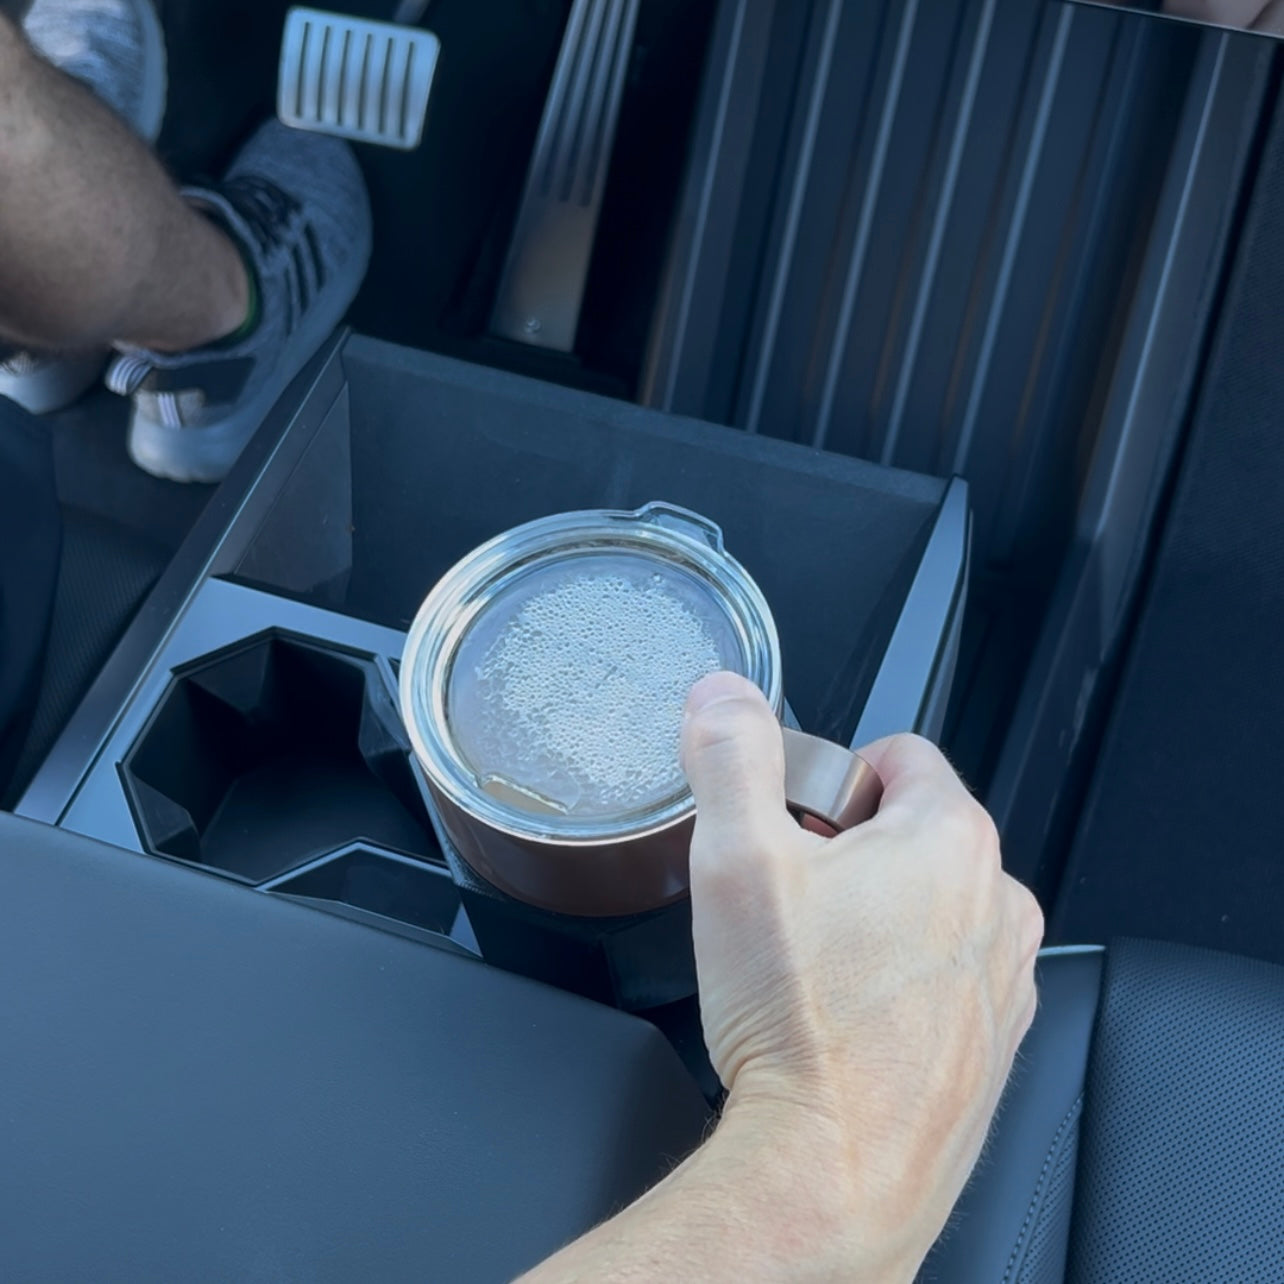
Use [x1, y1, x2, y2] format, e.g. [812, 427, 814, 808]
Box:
[0, 394, 61, 794]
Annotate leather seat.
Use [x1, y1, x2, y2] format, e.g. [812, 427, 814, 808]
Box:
[0, 813, 708, 1283]
[920, 940, 1284, 1282]
[8, 810, 1284, 1282]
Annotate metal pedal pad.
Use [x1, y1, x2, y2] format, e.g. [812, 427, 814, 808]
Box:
[490, 0, 641, 351]
[277, 7, 440, 151]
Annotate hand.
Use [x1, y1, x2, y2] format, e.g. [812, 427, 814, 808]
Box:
[681, 672, 1043, 1278]
[1162, 0, 1284, 32]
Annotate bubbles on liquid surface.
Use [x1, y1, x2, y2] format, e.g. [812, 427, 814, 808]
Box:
[447, 555, 739, 820]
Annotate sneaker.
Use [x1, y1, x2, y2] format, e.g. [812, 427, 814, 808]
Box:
[106, 121, 372, 483]
[0, 0, 168, 416]
[23, 0, 167, 139]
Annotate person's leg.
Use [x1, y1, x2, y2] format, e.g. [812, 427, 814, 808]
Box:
[0, 9, 247, 353]
[0, 0, 370, 482]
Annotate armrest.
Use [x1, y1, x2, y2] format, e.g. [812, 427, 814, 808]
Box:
[0, 813, 708, 1282]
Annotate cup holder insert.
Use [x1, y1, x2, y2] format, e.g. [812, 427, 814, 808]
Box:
[122, 632, 437, 883]
[263, 843, 462, 938]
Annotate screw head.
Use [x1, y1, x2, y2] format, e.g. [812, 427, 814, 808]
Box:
[523, 317, 542, 336]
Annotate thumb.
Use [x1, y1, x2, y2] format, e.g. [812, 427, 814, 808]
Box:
[681, 672, 795, 865]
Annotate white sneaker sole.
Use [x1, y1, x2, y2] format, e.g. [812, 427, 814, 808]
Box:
[25, 0, 168, 142]
[0, 351, 105, 415]
[131, 0, 168, 143]
[126, 307, 342, 484]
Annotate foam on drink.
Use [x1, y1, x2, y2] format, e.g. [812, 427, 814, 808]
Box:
[447, 553, 740, 819]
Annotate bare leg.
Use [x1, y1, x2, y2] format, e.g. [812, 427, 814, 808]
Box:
[0, 11, 248, 353]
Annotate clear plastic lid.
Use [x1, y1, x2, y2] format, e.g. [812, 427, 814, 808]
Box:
[447, 550, 742, 821]
[401, 504, 781, 844]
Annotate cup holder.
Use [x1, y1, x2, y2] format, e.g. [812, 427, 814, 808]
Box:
[122, 632, 438, 883]
[262, 842, 463, 938]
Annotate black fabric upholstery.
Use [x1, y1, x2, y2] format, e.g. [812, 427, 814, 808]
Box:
[4, 508, 165, 804]
[1051, 88, 1284, 964]
[0, 813, 708, 1282]
[924, 940, 1284, 1283]
[0, 398, 61, 798]
[1069, 938, 1284, 1282]
[918, 949, 1102, 1284]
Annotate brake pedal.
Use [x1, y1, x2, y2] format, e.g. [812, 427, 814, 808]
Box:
[277, 7, 440, 151]
[490, 0, 641, 351]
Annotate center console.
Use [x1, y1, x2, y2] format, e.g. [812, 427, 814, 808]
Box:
[17, 331, 968, 1080]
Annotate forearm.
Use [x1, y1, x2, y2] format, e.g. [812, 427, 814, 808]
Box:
[519, 1101, 915, 1284]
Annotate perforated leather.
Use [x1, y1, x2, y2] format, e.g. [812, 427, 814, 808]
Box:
[917, 949, 1101, 1283]
[1068, 939, 1284, 1283]
[924, 940, 1284, 1283]
[1013, 1098, 1080, 1284]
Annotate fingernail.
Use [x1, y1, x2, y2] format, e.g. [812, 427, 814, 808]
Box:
[685, 671, 762, 716]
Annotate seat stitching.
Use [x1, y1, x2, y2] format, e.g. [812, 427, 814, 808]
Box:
[1000, 1093, 1084, 1284]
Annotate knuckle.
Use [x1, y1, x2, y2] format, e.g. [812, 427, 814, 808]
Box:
[892, 732, 953, 775]
[688, 831, 743, 897]
[940, 792, 1001, 866]
[1017, 983, 1039, 1041]
[1008, 882, 1045, 954]
[689, 804, 788, 881]
[971, 803, 1002, 859]
[681, 706, 736, 759]
[860, 731, 955, 789]
[683, 695, 772, 760]
[690, 816, 768, 866]
[689, 827, 781, 906]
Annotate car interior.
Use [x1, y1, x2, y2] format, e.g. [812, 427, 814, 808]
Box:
[4, 0, 1284, 1278]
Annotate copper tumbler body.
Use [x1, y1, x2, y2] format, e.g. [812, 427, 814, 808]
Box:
[401, 503, 880, 919]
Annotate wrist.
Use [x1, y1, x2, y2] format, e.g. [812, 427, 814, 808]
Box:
[709, 1093, 920, 1284]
